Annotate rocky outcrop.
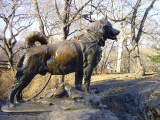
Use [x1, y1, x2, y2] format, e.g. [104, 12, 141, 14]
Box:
[0, 109, 119, 120]
[92, 76, 160, 120]
[0, 82, 119, 120]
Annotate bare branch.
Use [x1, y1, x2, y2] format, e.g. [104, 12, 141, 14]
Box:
[8, 6, 16, 47]
[131, 0, 142, 42]
[12, 47, 25, 57]
[82, 14, 95, 23]
[66, 0, 92, 27]
[0, 36, 5, 41]
[0, 44, 7, 55]
[68, 28, 85, 37]
[0, 14, 9, 23]
[32, 0, 45, 35]
[136, 0, 156, 43]
[55, 0, 63, 22]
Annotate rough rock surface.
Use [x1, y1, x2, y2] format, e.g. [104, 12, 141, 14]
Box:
[0, 109, 119, 120]
[0, 82, 119, 120]
[92, 76, 160, 120]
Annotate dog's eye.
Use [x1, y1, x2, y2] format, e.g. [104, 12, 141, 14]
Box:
[104, 26, 112, 31]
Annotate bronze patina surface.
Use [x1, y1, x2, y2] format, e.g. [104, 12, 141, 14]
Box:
[8, 17, 119, 105]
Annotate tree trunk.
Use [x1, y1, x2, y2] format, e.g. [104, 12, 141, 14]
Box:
[8, 58, 15, 75]
[130, 0, 156, 76]
[4, 43, 15, 75]
[61, 0, 72, 41]
[100, 41, 108, 73]
[127, 51, 131, 73]
[32, 0, 45, 35]
[59, 0, 72, 82]
[116, 21, 126, 73]
[133, 43, 145, 76]
[116, 40, 123, 73]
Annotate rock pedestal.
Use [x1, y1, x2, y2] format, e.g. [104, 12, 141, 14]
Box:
[1, 82, 101, 112]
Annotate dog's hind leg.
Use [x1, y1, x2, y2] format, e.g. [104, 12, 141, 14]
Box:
[8, 68, 36, 105]
[16, 88, 23, 102]
[16, 77, 33, 103]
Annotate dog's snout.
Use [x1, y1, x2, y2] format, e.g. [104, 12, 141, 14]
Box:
[116, 30, 120, 35]
[112, 28, 120, 35]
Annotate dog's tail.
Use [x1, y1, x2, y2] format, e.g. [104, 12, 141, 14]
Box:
[25, 31, 48, 49]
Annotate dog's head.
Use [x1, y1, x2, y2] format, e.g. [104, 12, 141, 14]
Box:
[102, 18, 120, 41]
[89, 17, 120, 41]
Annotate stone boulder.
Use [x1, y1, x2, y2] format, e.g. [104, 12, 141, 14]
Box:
[92, 76, 160, 120]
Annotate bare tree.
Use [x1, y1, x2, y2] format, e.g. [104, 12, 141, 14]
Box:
[31, 0, 61, 40]
[131, 0, 156, 76]
[0, 0, 33, 73]
[106, 0, 132, 73]
[100, 41, 116, 73]
[32, 0, 45, 35]
[55, 0, 92, 40]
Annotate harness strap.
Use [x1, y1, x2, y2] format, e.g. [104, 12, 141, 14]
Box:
[28, 74, 52, 101]
[87, 29, 105, 42]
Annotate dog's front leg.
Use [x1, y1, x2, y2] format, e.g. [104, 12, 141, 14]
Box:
[75, 69, 83, 91]
[83, 65, 93, 92]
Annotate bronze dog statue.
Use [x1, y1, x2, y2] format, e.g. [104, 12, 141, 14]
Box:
[8, 17, 119, 105]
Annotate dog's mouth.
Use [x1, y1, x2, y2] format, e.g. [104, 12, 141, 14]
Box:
[106, 33, 118, 41]
[106, 29, 119, 41]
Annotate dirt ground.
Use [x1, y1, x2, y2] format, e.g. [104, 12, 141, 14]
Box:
[0, 69, 160, 103]
[0, 69, 159, 103]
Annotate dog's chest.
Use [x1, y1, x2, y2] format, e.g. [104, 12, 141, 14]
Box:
[83, 44, 102, 67]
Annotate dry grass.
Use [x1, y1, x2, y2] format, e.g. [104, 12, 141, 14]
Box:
[91, 72, 160, 83]
[0, 70, 75, 103]
[0, 69, 159, 103]
[23, 73, 76, 101]
[0, 69, 15, 103]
